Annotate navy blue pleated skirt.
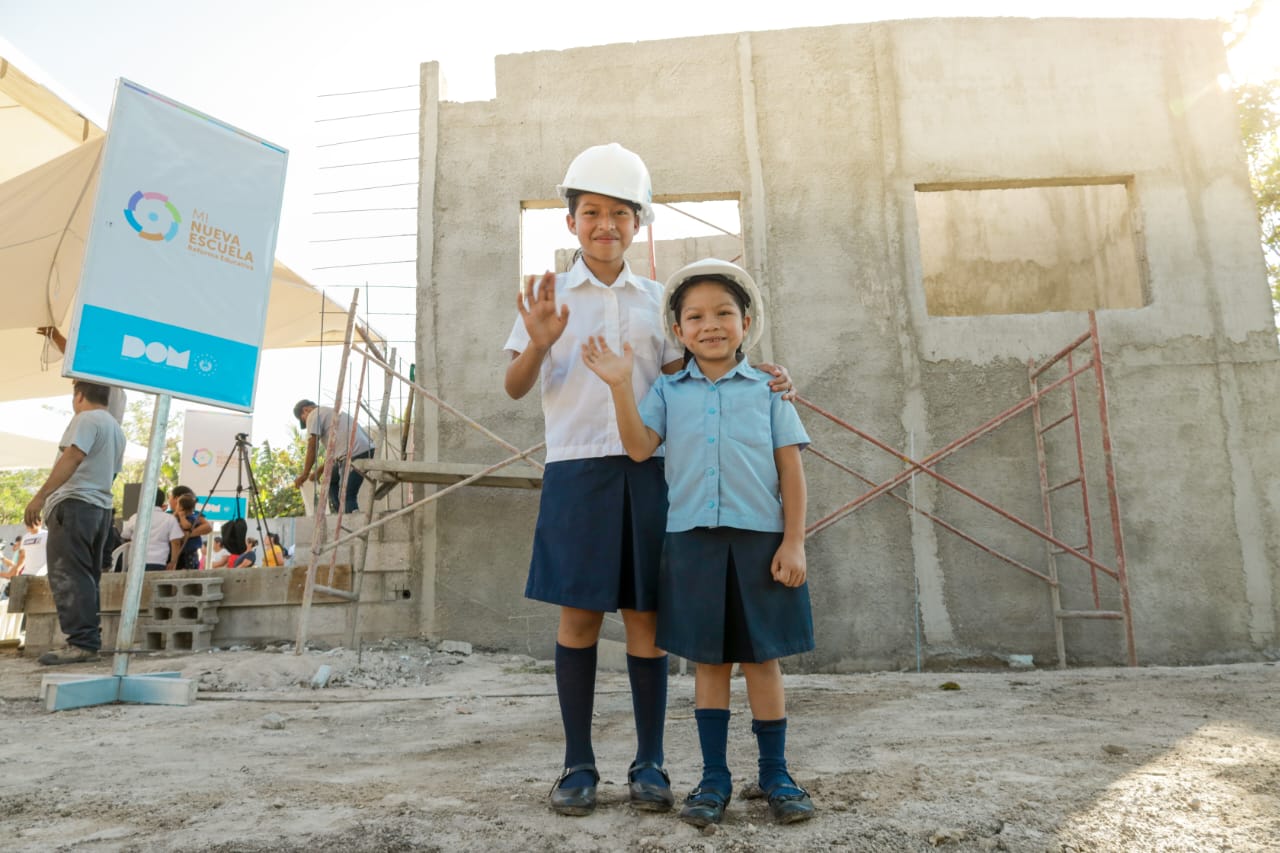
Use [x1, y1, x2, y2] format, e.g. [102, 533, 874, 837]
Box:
[525, 456, 667, 612]
[657, 527, 814, 664]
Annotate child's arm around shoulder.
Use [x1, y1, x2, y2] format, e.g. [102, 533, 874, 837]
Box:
[581, 335, 662, 462]
[505, 272, 568, 399]
[771, 443, 807, 588]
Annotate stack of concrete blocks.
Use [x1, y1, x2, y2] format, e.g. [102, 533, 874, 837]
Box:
[141, 576, 223, 652]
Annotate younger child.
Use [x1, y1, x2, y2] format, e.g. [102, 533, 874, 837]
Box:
[170, 487, 211, 571]
[582, 258, 816, 826]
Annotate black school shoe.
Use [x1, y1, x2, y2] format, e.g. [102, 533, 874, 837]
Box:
[765, 775, 815, 824]
[627, 760, 675, 812]
[549, 764, 598, 816]
[679, 786, 731, 827]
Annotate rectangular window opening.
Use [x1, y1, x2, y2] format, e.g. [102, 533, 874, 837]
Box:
[914, 179, 1147, 317]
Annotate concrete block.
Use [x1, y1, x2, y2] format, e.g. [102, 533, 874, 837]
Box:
[153, 578, 224, 604]
[149, 603, 219, 626]
[143, 624, 214, 652]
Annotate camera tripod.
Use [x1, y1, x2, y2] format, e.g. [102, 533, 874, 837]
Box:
[202, 433, 275, 564]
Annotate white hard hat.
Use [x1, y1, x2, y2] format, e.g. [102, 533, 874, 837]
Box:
[662, 258, 765, 353]
[557, 143, 655, 226]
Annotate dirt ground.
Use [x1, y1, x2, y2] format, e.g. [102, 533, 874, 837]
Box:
[0, 640, 1276, 853]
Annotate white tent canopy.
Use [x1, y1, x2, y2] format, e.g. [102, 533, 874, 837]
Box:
[0, 54, 378, 405]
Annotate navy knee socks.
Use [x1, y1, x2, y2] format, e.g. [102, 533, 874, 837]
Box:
[694, 708, 733, 796]
[627, 653, 669, 787]
[752, 717, 797, 793]
[555, 643, 597, 788]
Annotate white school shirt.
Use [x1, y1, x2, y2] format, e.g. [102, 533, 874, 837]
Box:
[505, 258, 682, 463]
[18, 528, 48, 576]
[123, 508, 185, 565]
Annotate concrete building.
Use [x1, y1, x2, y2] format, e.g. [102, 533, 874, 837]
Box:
[409, 18, 1279, 668]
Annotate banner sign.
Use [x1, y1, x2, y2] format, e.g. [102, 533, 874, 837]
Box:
[65, 79, 288, 411]
[179, 409, 253, 521]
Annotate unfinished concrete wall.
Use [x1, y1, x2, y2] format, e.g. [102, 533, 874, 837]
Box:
[415, 18, 1280, 668]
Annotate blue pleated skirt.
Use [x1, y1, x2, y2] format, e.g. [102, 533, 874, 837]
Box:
[525, 456, 667, 612]
[657, 527, 815, 664]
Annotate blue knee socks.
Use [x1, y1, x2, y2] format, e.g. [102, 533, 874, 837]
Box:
[627, 653, 669, 787]
[752, 717, 796, 793]
[694, 708, 733, 796]
[556, 643, 597, 788]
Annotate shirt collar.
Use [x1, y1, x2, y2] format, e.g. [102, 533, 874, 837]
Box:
[675, 357, 766, 384]
[565, 257, 638, 291]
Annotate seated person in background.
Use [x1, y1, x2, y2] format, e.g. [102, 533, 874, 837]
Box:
[122, 488, 185, 571]
[263, 532, 285, 568]
[208, 536, 231, 569]
[170, 487, 211, 570]
[230, 538, 258, 568]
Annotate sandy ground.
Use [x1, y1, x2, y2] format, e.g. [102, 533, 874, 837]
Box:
[0, 640, 1277, 853]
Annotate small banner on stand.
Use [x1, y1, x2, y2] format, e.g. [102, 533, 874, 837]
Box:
[180, 410, 254, 521]
[64, 79, 287, 410]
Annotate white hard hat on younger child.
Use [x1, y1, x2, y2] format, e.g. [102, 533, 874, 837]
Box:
[557, 143, 655, 226]
[662, 257, 765, 353]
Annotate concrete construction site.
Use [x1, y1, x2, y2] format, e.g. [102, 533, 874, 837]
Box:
[1, 16, 1278, 853]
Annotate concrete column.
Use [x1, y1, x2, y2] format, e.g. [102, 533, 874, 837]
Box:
[737, 32, 775, 366]
[1162, 48, 1274, 648]
[413, 61, 442, 639]
[872, 27, 954, 648]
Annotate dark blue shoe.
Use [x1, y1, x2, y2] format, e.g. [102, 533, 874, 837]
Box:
[627, 760, 674, 812]
[679, 785, 731, 827]
[765, 775, 814, 824]
[549, 764, 598, 816]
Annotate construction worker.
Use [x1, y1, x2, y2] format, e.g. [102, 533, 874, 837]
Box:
[292, 399, 374, 514]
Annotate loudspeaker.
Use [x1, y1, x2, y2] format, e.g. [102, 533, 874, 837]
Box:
[122, 482, 142, 520]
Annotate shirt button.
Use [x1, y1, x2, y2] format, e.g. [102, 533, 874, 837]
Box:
[708, 407, 716, 414]
[706, 468, 715, 476]
[707, 501, 715, 509]
[707, 437, 715, 444]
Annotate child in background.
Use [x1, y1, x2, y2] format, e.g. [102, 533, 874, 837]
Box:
[582, 258, 816, 827]
[170, 487, 210, 571]
[503, 144, 794, 817]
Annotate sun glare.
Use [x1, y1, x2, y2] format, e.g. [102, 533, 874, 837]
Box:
[1227, 2, 1280, 83]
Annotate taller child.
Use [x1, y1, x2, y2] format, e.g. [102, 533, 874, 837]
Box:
[503, 143, 791, 816]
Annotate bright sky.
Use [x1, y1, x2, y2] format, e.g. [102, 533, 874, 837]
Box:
[0, 0, 1274, 453]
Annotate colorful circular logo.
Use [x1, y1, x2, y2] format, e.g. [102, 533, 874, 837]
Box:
[124, 191, 182, 242]
[191, 448, 214, 467]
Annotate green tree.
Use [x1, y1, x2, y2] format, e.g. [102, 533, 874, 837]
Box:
[249, 430, 308, 518]
[1228, 2, 1280, 305]
[1236, 78, 1280, 303]
[113, 397, 184, 514]
[0, 468, 48, 525]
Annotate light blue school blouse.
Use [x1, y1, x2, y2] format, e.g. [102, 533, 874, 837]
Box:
[638, 359, 810, 533]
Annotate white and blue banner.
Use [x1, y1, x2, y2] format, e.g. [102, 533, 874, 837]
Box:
[64, 79, 288, 411]
[180, 409, 254, 521]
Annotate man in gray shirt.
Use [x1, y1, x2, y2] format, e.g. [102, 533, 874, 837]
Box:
[25, 381, 126, 665]
[292, 399, 375, 514]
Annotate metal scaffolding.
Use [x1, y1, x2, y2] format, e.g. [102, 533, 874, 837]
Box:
[794, 310, 1134, 667]
[295, 292, 1134, 667]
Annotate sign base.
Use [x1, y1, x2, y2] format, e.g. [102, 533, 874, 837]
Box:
[41, 671, 196, 712]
